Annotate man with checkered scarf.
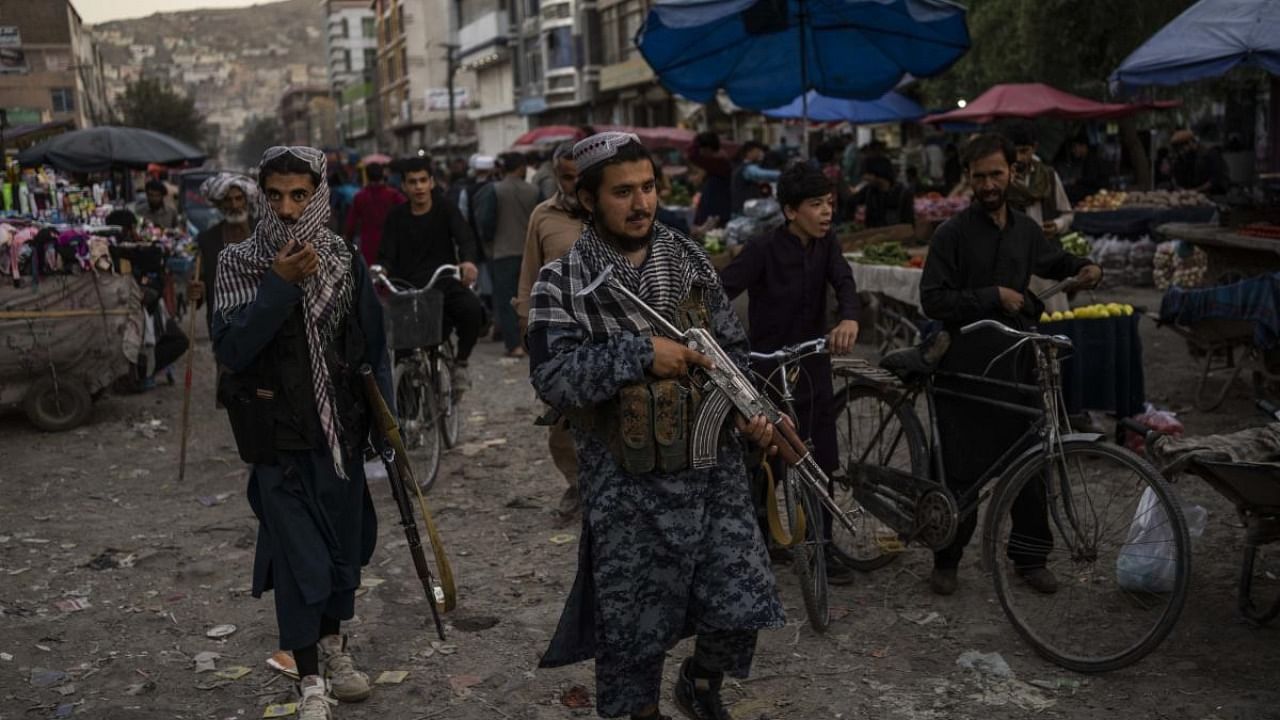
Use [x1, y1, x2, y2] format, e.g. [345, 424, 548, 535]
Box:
[212, 146, 394, 720]
[528, 133, 786, 720]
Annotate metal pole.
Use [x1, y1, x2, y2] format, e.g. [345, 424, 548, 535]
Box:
[797, 0, 809, 159]
[445, 44, 459, 136]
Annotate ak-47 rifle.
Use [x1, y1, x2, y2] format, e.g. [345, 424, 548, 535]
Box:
[575, 268, 833, 507]
[360, 365, 456, 641]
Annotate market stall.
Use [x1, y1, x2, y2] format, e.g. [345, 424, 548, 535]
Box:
[1155, 221, 1280, 280]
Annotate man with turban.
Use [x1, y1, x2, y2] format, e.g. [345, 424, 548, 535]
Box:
[192, 172, 262, 333]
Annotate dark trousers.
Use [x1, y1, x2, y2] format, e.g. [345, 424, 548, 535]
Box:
[600, 630, 757, 718]
[931, 327, 1053, 570]
[490, 255, 522, 351]
[441, 280, 484, 363]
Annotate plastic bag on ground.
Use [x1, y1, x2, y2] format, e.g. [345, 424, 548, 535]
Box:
[1115, 487, 1181, 593]
[1124, 404, 1185, 453]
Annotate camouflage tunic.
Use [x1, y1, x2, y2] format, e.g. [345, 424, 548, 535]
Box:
[529, 261, 785, 717]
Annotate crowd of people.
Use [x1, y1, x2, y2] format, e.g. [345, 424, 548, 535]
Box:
[183, 116, 1260, 720]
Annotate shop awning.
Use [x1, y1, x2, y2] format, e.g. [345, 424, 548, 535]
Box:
[763, 90, 925, 124]
[922, 83, 1178, 125]
[1110, 0, 1280, 92]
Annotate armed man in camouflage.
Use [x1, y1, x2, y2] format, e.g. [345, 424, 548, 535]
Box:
[527, 132, 786, 720]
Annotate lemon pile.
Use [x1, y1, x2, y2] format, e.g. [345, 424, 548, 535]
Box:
[1040, 303, 1134, 323]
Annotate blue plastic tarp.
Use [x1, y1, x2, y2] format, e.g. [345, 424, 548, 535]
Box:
[1110, 0, 1280, 91]
[638, 0, 970, 111]
[762, 90, 925, 123]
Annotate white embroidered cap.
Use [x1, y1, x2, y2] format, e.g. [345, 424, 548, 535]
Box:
[573, 131, 643, 174]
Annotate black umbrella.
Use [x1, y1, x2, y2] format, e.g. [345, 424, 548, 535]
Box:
[17, 125, 206, 172]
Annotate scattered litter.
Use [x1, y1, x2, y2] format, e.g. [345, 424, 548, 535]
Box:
[448, 674, 483, 697]
[266, 651, 298, 679]
[55, 683, 78, 696]
[869, 646, 890, 659]
[0, 652, 12, 661]
[193, 651, 220, 673]
[87, 549, 138, 570]
[214, 666, 252, 681]
[967, 679, 1056, 712]
[549, 534, 576, 545]
[469, 414, 487, 423]
[561, 685, 591, 708]
[906, 611, 945, 626]
[375, 670, 409, 685]
[196, 493, 234, 507]
[21, 537, 51, 544]
[1028, 678, 1081, 692]
[30, 668, 68, 687]
[453, 615, 500, 632]
[262, 702, 298, 718]
[124, 680, 156, 696]
[129, 469, 151, 479]
[54, 598, 91, 613]
[424, 640, 458, 657]
[483, 438, 507, 447]
[7, 566, 31, 575]
[35, 644, 52, 652]
[956, 650, 1013, 679]
[206, 624, 238, 639]
[54, 703, 75, 718]
[132, 419, 169, 439]
[360, 577, 385, 589]
[0, 535, 8, 543]
[457, 438, 509, 456]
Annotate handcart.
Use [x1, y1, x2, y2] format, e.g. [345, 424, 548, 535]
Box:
[0, 273, 143, 431]
[1123, 410, 1280, 625]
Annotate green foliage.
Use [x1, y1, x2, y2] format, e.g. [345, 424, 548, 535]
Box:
[115, 77, 208, 148]
[920, 0, 1199, 106]
[236, 117, 283, 169]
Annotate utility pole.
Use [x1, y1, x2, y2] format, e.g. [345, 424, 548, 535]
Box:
[444, 43, 459, 137]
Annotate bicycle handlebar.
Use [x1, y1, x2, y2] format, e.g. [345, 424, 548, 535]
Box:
[960, 319, 1073, 348]
[369, 263, 460, 295]
[749, 337, 827, 364]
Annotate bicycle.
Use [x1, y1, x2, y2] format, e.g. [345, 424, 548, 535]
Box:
[830, 319, 1191, 672]
[370, 263, 465, 491]
[748, 337, 842, 633]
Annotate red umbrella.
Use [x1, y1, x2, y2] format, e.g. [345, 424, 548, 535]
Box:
[924, 83, 1179, 124]
[362, 153, 392, 165]
[513, 125, 586, 147]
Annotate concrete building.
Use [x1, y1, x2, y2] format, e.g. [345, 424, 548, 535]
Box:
[513, 0, 598, 130]
[456, 0, 523, 154]
[593, 0, 673, 127]
[372, 0, 474, 155]
[0, 0, 108, 130]
[323, 0, 379, 151]
[281, 85, 339, 149]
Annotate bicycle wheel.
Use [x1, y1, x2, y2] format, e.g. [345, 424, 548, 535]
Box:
[435, 353, 461, 448]
[790, 470, 830, 633]
[393, 362, 441, 492]
[831, 382, 928, 571]
[985, 439, 1190, 673]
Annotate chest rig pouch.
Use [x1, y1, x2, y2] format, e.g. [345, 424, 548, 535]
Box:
[572, 285, 714, 474]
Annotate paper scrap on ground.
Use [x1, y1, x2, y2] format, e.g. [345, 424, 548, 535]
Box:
[263, 703, 298, 718]
[376, 670, 409, 684]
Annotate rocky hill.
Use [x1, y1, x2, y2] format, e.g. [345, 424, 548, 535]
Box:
[91, 0, 329, 164]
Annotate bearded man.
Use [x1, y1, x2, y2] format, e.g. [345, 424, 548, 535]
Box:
[919, 133, 1101, 598]
[192, 173, 260, 333]
[515, 140, 584, 521]
[212, 146, 392, 720]
[528, 132, 785, 720]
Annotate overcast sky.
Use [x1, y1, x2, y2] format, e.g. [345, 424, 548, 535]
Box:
[73, 0, 270, 25]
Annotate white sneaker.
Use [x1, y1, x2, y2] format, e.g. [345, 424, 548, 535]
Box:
[319, 634, 371, 703]
[298, 676, 336, 720]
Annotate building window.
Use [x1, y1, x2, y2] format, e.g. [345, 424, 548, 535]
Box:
[600, 6, 620, 65]
[50, 88, 75, 113]
[620, 2, 643, 61]
[546, 26, 574, 69]
[364, 48, 378, 73]
[341, 17, 349, 37]
[399, 47, 409, 78]
[526, 0, 540, 17]
[343, 49, 352, 72]
[524, 37, 543, 88]
[362, 16, 376, 37]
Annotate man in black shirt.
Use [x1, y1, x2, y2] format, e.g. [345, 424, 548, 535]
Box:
[851, 155, 914, 228]
[919, 133, 1101, 597]
[378, 156, 483, 385]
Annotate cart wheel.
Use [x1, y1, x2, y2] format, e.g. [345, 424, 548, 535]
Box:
[23, 376, 93, 432]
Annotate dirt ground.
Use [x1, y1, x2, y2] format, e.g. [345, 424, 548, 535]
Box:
[2, 285, 1279, 720]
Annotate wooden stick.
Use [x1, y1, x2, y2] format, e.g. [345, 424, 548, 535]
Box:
[177, 256, 202, 483]
[0, 308, 133, 319]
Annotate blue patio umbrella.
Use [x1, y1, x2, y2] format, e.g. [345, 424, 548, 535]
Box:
[637, 0, 970, 112]
[763, 89, 925, 123]
[1109, 0, 1280, 92]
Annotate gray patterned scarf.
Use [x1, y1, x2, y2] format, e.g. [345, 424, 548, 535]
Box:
[214, 172, 355, 478]
[528, 219, 718, 339]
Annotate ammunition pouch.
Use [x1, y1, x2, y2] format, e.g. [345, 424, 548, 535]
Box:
[217, 371, 278, 465]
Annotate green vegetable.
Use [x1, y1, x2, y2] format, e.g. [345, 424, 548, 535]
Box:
[857, 241, 910, 266]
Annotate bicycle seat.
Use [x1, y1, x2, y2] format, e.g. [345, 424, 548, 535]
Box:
[879, 330, 951, 381]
